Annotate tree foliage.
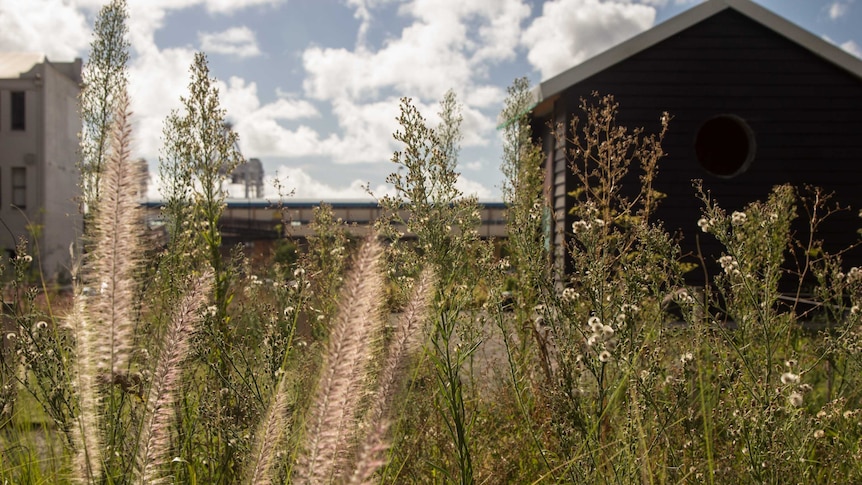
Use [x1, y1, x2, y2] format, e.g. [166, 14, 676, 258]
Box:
[79, 0, 130, 211]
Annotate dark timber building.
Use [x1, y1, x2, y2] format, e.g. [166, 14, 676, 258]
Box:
[528, 0, 862, 280]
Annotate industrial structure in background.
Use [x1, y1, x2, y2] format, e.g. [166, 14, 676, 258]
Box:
[221, 121, 265, 199]
[229, 157, 264, 199]
[0, 53, 82, 279]
[144, 199, 508, 265]
[0, 54, 502, 280]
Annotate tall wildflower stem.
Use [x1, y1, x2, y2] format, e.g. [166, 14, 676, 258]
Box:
[500, 77, 549, 343]
[430, 310, 477, 485]
[160, 52, 240, 339]
[498, 77, 555, 476]
[378, 92, 488, 484]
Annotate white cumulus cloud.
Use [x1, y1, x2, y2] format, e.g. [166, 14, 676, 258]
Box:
[302, 26, 473, 103]
[823, 35, 862, 59]
[258, 165, 491, 201]
[298, 0, 529, 190]
[201, 0, 283, 14]
[304, 0, 529, 103]
[0, 0, 91, 60]
[324, 97, 407, 164]
[128, 46, 197, 162]
[264, 165, 387, 200]
[199, 26, 262, 58]
[829, 1, 851, 20]
[841, 39, 862, 57]
[219, 76, 326, 158]
[521, 0, 656, 80]
[455, 175, 495, 199]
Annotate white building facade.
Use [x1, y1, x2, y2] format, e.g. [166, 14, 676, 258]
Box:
[0, 53, 82, 279]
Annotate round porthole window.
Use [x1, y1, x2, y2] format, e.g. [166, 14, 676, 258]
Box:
[695, 115, 756, 178]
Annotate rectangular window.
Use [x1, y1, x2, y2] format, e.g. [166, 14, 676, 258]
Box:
[12, 168, 26, 209]
[11, 91, 25, 131]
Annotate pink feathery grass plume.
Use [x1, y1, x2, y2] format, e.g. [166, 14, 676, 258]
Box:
[89, 88, 144, 376]
[69, 294, 103, 484]
[244, 375, 291, 485]
[294, 235, 386, 484]
[70, 87, 142, 484]
[368, 268, 434, 426]
[346, 268, 434, 484]
[135, 271, 213, 484]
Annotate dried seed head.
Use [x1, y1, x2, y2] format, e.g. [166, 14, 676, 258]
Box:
[780, 372, 800, 385]
[788, 392, 804, 407]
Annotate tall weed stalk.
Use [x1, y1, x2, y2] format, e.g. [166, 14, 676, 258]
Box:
[496, 77, 555, 479]
[377, 92, 493, 484]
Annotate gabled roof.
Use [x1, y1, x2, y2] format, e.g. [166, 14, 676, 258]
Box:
[0, 52, 45, 79]
[533, 0, 862, 107]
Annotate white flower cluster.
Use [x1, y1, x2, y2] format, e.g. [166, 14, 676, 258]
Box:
[731, 211, 747, 226]
[697, 217, 712, 233]
[847, 267, 862, 284]
[782, 360, 810, 407]
[718, 255, 741, 277]
[672, 288, 696, 304]
[620, 303, 639, 315]
[679, 351, 694, 365]
[572, 203, 606, 235]
[561, 287, 579, 303]
[585, 315, 616, 363]
[529, 202, 542, 221]
[572, 220, 591, 234]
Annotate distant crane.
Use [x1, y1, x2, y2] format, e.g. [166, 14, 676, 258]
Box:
[231, 158, 264, 199]
[221, 122, 264, 199]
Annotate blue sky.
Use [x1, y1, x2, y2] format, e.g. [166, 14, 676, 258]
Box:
[2, 0, 860, 201]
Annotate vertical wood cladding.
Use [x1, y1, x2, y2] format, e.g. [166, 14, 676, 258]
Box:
[532, 9, 862, 285]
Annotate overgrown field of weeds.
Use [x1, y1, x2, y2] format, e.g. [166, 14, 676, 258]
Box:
[4, 1, 862, 483]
